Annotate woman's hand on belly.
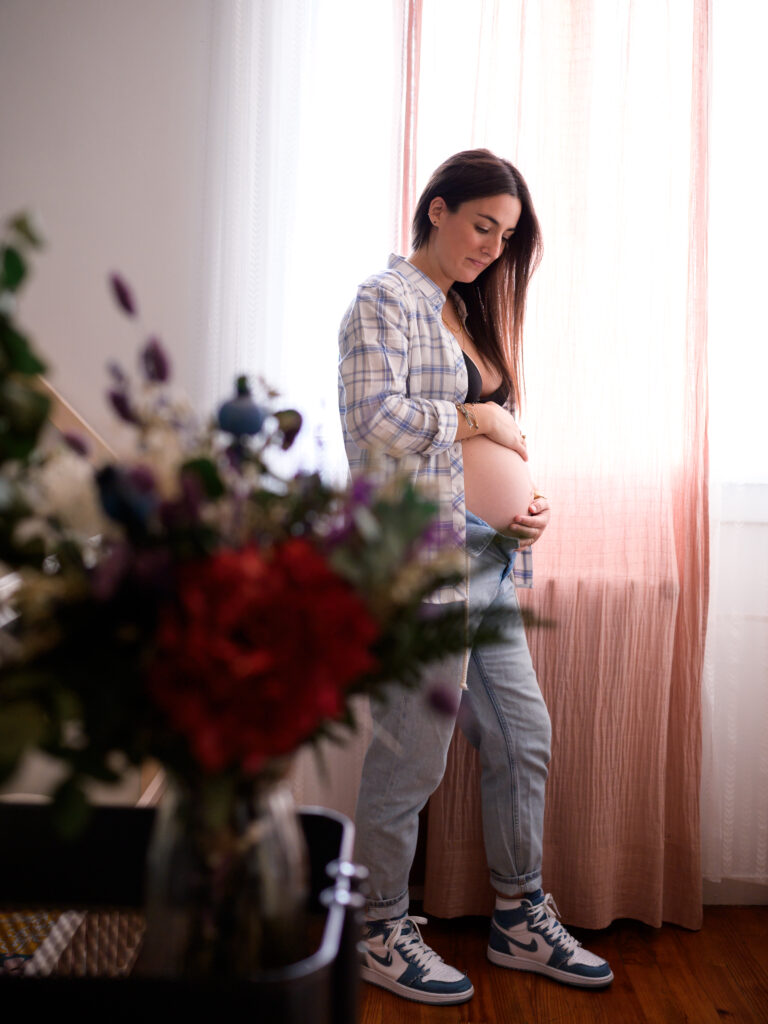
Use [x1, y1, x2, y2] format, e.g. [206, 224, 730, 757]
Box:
[504, 496, 551, 549]
[474, 403, 528, 460]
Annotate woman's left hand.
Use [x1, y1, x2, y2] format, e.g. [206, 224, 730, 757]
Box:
[506, 496, 551, 549]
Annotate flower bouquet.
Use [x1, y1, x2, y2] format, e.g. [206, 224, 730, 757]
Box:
[0, 215, 477, 975]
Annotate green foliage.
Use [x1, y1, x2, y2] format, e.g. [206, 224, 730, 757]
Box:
[1, 321, 47, 375]
[182, 457, 225, 499]
[0, 215, 51, 578]
[2, 246, 26, 292]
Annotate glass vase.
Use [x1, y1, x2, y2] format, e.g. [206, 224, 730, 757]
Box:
[140, 775, 309, 978]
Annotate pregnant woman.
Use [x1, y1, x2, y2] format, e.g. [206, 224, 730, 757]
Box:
[338, 149, 613, 1005]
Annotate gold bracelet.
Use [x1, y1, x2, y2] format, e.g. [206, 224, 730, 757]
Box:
[533, 493, 546, 501]
[456, 402, 479, 431]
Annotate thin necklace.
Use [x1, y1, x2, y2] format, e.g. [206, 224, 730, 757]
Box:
[441, 306, 465, 340]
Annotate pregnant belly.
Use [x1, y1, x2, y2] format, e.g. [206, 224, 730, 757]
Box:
[462, 435, 535, 533]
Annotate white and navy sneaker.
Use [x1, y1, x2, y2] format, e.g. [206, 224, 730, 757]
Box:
[360, 914, 474, 1005]
[488, 890, 613, 988]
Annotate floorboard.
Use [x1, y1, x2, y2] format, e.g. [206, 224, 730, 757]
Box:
[359, 907, 768, 1023]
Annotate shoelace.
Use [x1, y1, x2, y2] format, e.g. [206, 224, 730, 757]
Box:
[384, 915, 445, 970]
[527, 893, 582, 956]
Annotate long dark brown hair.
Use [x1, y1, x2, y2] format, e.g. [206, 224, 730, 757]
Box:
[411, 149, 542, 409]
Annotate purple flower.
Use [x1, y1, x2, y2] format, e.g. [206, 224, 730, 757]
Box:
[90, 543, 131, 600]
[323, 519, 355, 548]
[62, 432, 89, 457]
[107, 361, 128, 386]
[128, 464, 157, 495]
[141, 336, 171, 383]
[107, 389, 140, 425]
[350, 477, 375, 507]
[426, 682, 461, 717]
[109, 273, 137, 317]
[413, 519, 463, 555]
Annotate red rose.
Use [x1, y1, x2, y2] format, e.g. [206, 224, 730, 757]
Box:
[148, 540, 378, 773]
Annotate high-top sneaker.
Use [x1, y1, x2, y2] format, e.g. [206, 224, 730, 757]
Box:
[488, 890, 613, 988]
[361, 913, 474, 1005]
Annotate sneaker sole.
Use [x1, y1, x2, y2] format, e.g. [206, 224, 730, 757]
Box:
[487, 945, 614, 989]
[361, 965, 475, 1005]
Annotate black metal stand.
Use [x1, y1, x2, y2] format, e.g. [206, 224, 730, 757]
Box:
[0, 801, 363, 1024]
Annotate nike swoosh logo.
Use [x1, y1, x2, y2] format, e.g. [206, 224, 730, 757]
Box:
[505, 936, 539, 953]
[493, 924, 541, 954]
[368, 950, 393, 967]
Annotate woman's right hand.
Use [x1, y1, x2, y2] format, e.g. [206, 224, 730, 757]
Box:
[477, 403, 528, 460]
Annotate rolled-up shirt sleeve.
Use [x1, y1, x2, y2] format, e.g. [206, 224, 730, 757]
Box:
[339, 279, 458, 458]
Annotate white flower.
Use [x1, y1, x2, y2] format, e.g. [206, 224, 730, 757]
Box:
[22, 448, 108, 542]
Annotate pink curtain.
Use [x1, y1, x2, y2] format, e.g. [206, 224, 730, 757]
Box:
[410, 0, 709, 930]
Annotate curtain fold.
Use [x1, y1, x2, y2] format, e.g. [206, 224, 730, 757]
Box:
[419, 0, 709, 929]
[661, 0, 710, 927]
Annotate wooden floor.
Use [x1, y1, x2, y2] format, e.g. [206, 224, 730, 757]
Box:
[359, 906, 768, 1023]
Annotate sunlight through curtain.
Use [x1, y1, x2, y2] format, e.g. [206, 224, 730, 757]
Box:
[198, 1, 431, 812]
[200, 0, 406, 481]
[415, 0, 709, 929]
[197, 0, 753, 925]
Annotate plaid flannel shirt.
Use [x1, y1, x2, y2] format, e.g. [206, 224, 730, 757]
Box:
[338, 253, 533, 603]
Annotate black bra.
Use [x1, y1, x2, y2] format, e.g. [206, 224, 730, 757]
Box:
[463, 350, 509, 406]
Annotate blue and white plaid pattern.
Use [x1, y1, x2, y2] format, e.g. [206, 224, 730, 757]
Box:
[338, 254, 533, 602]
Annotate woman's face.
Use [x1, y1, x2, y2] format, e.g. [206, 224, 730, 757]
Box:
[426, 193, 522, 291]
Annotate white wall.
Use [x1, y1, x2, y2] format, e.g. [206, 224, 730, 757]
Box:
[0, 0, 213, 446]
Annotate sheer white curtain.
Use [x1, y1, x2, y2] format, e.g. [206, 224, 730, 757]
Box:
[198, 1, 417, 812]
[701, 0, 768, 900]
[199, 0, 405, 481]
[199, 1, 313, 408]
[417, 0, 697, 475]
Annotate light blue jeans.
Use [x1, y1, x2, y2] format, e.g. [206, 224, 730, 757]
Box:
[355, 511, 552, 921]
